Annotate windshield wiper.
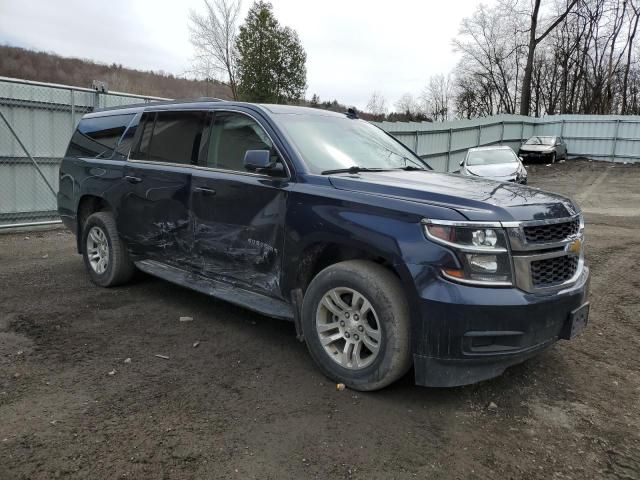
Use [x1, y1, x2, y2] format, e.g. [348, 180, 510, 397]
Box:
[320, 166, 392, 175]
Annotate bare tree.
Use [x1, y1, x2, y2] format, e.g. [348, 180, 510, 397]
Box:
[421, 74, 453, 121]
[519, 0, 579, 115]
[450, 0, 640, 117]
[366, 90, 388, 118]
[453, 1, 528, 115]
[189, 0, 241, 99]
[394, 93, 420, 115]
[622, 0, 640, 113]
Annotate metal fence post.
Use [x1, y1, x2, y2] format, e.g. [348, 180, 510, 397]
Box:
[612, 119, 620, 162]
[476, 125, 481, 146]
[520, 121, 525, 143]
[415, 130, 419, 153]
[560, 119, 565, 138]
[446, 128, 453, 171]
[0, 109, 57, 197]
[500, 121, 504, 145]
[70, 88, 76, 130]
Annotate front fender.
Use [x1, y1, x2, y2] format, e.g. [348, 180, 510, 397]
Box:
[281, 182, 465, 293]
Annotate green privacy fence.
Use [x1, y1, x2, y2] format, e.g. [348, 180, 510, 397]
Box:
[0, 76, 167, 228]
[1, 75, 638, 228]
[374, 114, 640, 172]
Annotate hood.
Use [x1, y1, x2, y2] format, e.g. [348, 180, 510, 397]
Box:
[465, 162, 519, 178]
[328, 170, 576, 222]
[519, 144, 554, 153]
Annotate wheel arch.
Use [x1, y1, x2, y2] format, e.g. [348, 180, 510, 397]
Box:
[293, 240, 402, 295]
[76, 195, 113, 253]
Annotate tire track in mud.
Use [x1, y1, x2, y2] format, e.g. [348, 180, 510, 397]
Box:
[574, 167, 611, 206]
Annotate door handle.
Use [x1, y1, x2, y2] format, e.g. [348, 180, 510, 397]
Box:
[125, 175, 142, 184]
[195, 187, 216, 196]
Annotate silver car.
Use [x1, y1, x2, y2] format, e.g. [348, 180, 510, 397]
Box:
[518, 136, 568, 164]
[459, 146, 528, 184]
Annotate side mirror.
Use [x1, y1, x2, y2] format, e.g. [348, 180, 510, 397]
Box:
[244, 149, 273, 169]
[244, 150, 287, 177]
[519, 156, 524, 162]
[459, 160, 464, 167]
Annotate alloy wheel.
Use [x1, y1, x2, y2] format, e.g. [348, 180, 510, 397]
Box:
[86, 226, 109, 274]
[315, 287, 382, 370]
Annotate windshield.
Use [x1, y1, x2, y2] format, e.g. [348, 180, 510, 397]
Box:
[274, 114, 429, 174]
[466, 149, 517, 166]
[525, 136, 555, 146]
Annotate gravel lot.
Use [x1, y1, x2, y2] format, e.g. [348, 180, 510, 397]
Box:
[1, 159, 639, 479]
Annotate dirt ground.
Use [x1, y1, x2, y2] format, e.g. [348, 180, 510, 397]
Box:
[1, 159, 639, 479]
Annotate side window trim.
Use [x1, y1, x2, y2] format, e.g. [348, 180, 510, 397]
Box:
[197, 111, 214, 167]
[130, 111, 156, 161]
[126, 107, 291, 179]
[112, 112, 142, 160]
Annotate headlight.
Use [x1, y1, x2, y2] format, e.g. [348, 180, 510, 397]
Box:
[423, 220, 513, 286]
[517, 166, 527, 179]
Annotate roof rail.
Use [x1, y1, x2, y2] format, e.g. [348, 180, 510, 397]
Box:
[95, 96, 229, 112]
[191, 97, 226, 102]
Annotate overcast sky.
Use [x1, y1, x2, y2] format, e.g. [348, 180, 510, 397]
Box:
[0, 0, 491, 109]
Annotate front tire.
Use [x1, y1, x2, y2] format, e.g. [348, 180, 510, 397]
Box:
[550, 152, 556, 164]
[302, 260, 412, 391]
[81, 212, 135, 287]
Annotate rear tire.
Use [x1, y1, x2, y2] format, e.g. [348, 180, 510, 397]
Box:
[81, 211, 135, 287]
[302, 260, 412, 391]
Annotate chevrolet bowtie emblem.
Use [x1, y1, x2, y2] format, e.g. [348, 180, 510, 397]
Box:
[567, 238, 582, 255]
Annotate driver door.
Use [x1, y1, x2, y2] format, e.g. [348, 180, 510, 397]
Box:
[190, 110, 290, 298]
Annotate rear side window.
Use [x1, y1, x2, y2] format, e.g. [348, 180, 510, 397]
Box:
[133, 111, 208, 165]
[66, 113, 135, 159]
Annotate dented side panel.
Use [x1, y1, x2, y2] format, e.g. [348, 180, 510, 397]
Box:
[280, 178, 468, 297]
[117, 162, 193, 261]
[191, 170, 289, 299]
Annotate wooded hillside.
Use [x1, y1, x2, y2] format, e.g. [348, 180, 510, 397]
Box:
[0, 45, 232, 99]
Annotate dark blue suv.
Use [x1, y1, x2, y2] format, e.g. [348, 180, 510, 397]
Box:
[57, 100, 590, 391]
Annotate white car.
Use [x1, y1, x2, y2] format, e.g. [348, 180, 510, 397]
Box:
[459, 146, 528, 184]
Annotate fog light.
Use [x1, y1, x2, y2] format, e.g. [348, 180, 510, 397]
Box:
[467, 254, 498, 272]
[471, 229, 498, 247]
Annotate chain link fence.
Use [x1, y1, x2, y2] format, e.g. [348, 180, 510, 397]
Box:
[0, 77, 167, 229]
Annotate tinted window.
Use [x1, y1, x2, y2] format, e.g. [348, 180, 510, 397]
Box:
[525, 136, 555, 146]
[66, 114, 135, 159]
[134, 111, 207, 165]
[205, 112, 272, 172]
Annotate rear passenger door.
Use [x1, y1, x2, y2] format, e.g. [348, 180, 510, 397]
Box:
[118, 110, 208, 262]
[190, 109, 290, 298]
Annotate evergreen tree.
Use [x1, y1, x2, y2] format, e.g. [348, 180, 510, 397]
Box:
[236, 1, 307, 103]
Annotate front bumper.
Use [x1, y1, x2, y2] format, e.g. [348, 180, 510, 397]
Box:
[407, 263, 590, 387]
[461, 171, 526, 184]
[519, 150, 554, 162]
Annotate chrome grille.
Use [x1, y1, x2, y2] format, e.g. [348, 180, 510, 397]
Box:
[508, 215, 584, 292]
[530, 255, 579, 288]
[523, 218, 580, 243]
